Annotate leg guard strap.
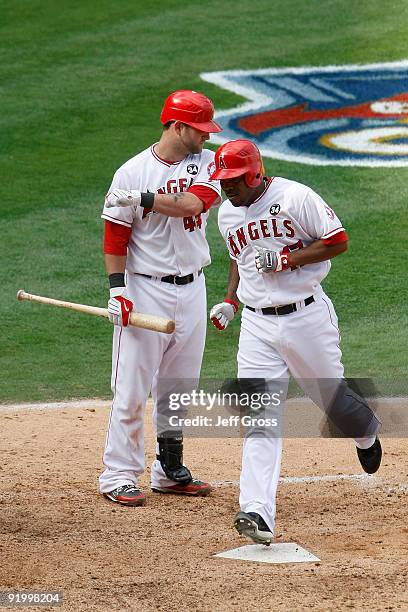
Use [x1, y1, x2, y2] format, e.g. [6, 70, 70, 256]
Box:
[157, 433, 192, 484]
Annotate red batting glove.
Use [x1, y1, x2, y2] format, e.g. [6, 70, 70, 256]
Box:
[277, 251, 291, 271]
[108, 289, 134, 327]
[210, 299, 239, 331]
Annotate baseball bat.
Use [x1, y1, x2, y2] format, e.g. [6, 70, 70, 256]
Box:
[16, 289, 175, 334]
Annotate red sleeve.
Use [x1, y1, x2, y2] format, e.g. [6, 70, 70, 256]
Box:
[322, 230, 348, 245]
[103, 220, 132, 255]
[187, 184, 221, 212]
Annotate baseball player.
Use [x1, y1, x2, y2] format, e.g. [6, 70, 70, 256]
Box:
[209, 139, 382, 545]
[100, 90, 222, 506]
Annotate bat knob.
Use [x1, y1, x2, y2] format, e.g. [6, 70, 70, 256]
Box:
[16, 289, 25, 301]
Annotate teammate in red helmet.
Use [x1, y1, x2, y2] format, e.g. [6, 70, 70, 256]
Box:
[211, 139, 265, 202]
[99, 90, 222, 506]
[210, 139, 382, 545]
[160, 90, 222, 133]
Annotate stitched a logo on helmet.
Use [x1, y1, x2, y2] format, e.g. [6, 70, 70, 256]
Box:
[218, 154, 227, 169]
[200, 61, 408, 167]
[187, 164, 198, 175]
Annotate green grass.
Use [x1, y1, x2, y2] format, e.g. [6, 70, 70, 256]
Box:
[1, 0, 408, 402]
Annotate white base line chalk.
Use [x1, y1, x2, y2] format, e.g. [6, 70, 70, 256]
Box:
[212, 473, 371, 487]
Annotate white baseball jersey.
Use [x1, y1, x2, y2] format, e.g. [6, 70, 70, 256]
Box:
[102, 145, 221, 276]
[218, 177, 345, 307]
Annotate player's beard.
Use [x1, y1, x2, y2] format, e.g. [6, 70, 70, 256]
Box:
[189, 143, 203, 154]
[179, 131, 205, 155]
[185, 139, 203, 155]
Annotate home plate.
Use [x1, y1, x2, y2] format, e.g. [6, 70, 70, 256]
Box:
[215, 543, 320, 564]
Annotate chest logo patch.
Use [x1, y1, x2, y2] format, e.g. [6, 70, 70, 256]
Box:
[269, 203, 281, 215]
[200, 61, 408, 167]
[187, 164, 199, 175]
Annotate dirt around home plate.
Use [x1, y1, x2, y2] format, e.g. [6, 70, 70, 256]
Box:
[0, 401, 407, 612]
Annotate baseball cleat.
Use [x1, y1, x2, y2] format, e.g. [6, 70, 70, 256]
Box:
[234, 511, 274, 546]
[356, 437, 382, 474]
[103, 484, 146, 506]
[151, 479, 212, 496]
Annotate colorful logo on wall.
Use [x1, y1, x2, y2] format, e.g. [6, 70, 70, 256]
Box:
[200, 61, 408, 166]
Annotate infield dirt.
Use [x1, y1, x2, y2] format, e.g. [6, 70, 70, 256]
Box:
[0, 402, 407, 611]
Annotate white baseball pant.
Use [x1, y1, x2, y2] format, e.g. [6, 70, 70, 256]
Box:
[237, 289, 375, 532]
[99, 272, 206, 493]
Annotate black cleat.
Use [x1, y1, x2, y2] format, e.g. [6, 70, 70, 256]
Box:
[357, 437, 382, 474]
[234, 511, 273, 546]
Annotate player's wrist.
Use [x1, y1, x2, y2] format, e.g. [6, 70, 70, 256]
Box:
[278, 251, 292, 271]
[140, 192, 155, 209]
[109, 272, 125, 289]
[109, 286, 126, 298]
[224, 298, 239, 313]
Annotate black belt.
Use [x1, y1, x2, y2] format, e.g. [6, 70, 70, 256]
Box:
[246, 295, 314, 316]
[137, 269, 202, 286]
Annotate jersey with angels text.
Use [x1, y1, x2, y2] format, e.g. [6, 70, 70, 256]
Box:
[218, 177, 345, 307]
[101, 145, 221, 276]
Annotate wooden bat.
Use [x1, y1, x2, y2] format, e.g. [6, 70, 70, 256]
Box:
[16, 289, 175, 334]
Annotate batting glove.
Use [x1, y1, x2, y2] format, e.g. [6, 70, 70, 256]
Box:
[105, 189, 142, 210]
[210, 299, 239, 331]
[108, 287, 134, 327]
[254, 247, 291, 273]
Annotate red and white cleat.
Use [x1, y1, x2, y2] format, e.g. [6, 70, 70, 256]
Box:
[103, 484, 146, 506]
[151, 479, 212, 496]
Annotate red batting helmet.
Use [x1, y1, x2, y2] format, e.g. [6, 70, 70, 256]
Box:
[160, 90, 222, 133]
[210, 140, 264, 187]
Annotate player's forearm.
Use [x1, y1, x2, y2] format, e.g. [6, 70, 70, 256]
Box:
[105, 189, 204, 217]
[289, 239, 348, 267]
[151, 192, 203, 217]
[105, 254, 127, 276]
[225, 259, 240, 302]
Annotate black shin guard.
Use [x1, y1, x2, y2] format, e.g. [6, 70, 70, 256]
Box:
[157, 433, 192, 484]
[324, 380, 381, 438]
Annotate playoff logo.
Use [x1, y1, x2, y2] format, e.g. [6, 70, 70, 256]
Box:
[200, 61, 408, 167]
